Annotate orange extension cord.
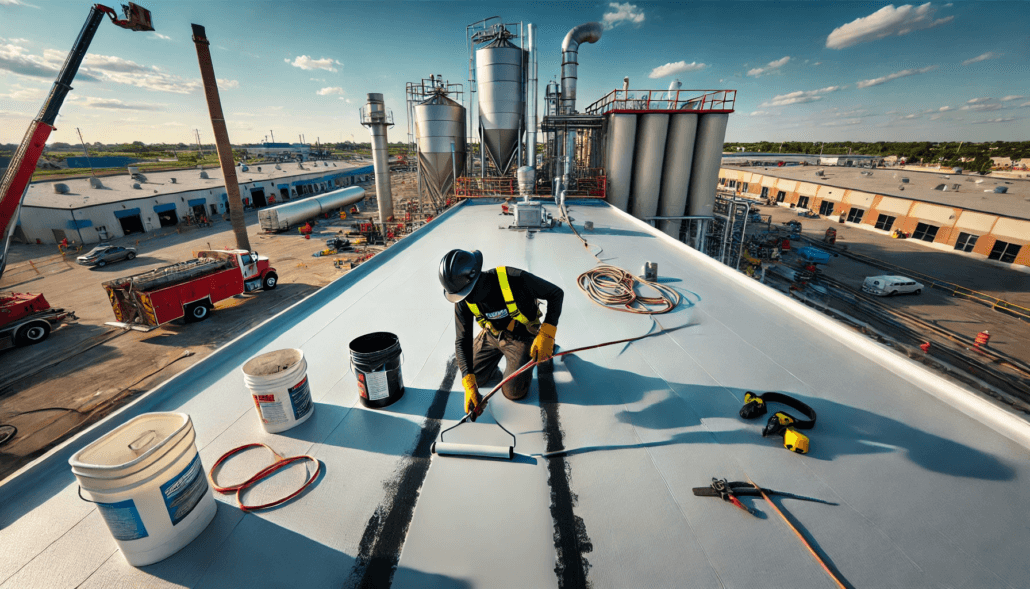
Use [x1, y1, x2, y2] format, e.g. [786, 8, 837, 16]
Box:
[208, 443, 321, 512]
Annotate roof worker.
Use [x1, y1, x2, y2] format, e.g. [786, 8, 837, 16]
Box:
[439, 249, 564, 420]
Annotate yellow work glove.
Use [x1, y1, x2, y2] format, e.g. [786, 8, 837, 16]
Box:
[463, 373, 483, 420]
[530, 323, 557, 362]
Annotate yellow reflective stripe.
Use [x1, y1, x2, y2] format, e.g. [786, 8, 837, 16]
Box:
[495, 267, 523, 322]
[465, 300, 498, 335]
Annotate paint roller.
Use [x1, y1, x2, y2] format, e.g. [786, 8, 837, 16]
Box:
[431, 327, 673, 461]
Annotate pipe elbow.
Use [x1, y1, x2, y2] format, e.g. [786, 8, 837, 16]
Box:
[562, 22, 603, 53]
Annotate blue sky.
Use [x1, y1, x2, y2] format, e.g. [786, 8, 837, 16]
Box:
[1, 1, 1027, 146]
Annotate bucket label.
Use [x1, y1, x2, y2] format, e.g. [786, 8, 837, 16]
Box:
[366, 369, 390, 401]
[96, 498, 148, 541]
[289, 376, 313, 420]
[254, 393, 287, 425]
[161, 452, 209, 526]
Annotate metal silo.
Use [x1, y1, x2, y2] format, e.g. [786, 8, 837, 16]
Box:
[629, 113, 669, 220]
[476, 35, 525, 175]
[604, 114, 636, 211]
[415, 90, 466, 201]
[657, 113, 698, 237]
[687, 113, 729, 216]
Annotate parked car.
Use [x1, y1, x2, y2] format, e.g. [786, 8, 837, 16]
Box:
[77, 244, 137, 267]
[862, 275, 923, 296]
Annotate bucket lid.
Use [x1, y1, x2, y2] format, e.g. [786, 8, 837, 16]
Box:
[69, 412, 191, 476]
[242, 348, 304, 377]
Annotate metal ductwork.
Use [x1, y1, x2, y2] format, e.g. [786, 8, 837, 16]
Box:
[560, 22, 603, 115]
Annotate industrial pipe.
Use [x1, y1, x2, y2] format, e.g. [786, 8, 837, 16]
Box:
[361, 93, 394, 225]
[560, 22, 603, 115]
[526, 23, 538, 172]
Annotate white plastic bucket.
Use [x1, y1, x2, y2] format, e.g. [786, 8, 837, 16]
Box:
[69, 412, 216, 567]
[242, 348, 314, 434]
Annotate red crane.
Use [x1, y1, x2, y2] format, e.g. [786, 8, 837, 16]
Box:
[0, 3, 154, 280]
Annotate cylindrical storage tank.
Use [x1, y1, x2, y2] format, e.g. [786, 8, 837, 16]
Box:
[604, 114, 637, 211]
[630, 113, 670, 220]
[70, 413, 216, 566]
[312, 186, 366, 212]
[657, 113, 699, 237]
[415, 93, 466, 200]
[476, 39, 525, 174]
[687, 113, 729, 217]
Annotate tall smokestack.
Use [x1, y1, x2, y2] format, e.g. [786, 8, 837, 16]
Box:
[560, 22, 603, 115]
[191, 24, 250, 252]
[526, 23, 538, 171]
[360, 93, 394, 227]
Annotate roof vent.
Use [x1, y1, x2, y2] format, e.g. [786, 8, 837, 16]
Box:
[256, 167, 261, 172]
[200, 171, 210, 179]
[89, 177, 104, 189]
[275, 164, 281, 170]
[815, 170, 824, 176]
[901, 177, 910, 183]
[952, 184, 961, 191]
[933, 184, 946, 191]
[127, 166, 140, 175]
[994, 186, 1008, 194]
[952, 167, 963, 174]
[53, 183, 70, 194]
[170, 177, 177, 183]
[132, 182, 142, 189]
[898, 186, 905, 191]
[241, 165, 249, 172]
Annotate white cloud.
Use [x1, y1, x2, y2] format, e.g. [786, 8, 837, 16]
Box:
[648, 60, 706, 79]
[78, 96, 165, 111]
[317, 86, 345, 96]
[821, 118, 863, 127]
[902, 114, 920, 119]
[0, 83, 45, 101]
[760, 86, 842, 107]
[0, 0, 40, 7]
[967, 97, 991, 104]
[151, 33, 172, 41]
[218, 79, 240, 89]
[961, 103, 1004, 112]
[827, 3, 954, 49]
[856, 65, 936, 88]
[1021, 102, 1030, 108]
[310, 78, 326, 82]
[747, 56, 790, 77]
[285, 55, 340, 72]
[938, 106, 951, 111]
[962, 51, 1001, 65]
[1000, 95, 1025, 102]
[602, 2, 645, 29]
[972, 117, 1017, 124]
[750, 110, 771, 116]
[0, 42, 99, 80]
[84, 54, 151, 73]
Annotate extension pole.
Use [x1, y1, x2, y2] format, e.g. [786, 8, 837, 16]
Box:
[191, 23, 250, 252]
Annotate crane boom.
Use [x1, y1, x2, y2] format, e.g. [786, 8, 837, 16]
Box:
[0, 3, 153, 280]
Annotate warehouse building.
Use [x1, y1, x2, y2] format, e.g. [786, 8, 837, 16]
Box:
[14, 161, 373, 245]
[721, 153, 883, 167]
[719, 166, 1030, 270]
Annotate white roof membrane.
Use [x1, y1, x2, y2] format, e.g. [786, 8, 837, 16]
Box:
[2, 200, 1029, 589]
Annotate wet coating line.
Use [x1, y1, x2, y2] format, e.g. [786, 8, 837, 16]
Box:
[348, 358, 458, 588]
[538, 360, 593, 588]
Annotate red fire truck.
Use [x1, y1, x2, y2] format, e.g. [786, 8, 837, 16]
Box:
[103, 250, 277, 331]
[0, 292, 76, 348]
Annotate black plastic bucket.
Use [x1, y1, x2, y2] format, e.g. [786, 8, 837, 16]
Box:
[349, 332, 404, 408]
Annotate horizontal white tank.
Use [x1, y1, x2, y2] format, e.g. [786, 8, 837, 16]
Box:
[259, 186, 365, 232]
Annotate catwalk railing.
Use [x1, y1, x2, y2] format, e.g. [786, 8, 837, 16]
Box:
[455, 174, 607, 199]
[585, 89, 736, 115]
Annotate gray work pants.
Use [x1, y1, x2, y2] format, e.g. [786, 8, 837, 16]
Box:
[471, 329, 534, 400]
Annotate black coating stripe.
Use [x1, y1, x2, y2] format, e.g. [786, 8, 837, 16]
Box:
[537, 360, 593, 588]
[348, 358, 458, 588]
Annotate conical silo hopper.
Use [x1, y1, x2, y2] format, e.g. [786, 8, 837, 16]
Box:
[415, 92, 467, 200]
[476, 37, 525, 174]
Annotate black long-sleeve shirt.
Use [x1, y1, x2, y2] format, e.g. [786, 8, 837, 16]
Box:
[454, 267, 564, 377]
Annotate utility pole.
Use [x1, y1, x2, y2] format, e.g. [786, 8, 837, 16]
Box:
[191, 23, 250, 251]
[76, 128, 96, 177]
[270, 129, 275, 143]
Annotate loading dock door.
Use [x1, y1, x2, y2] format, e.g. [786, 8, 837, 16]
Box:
[251, 188, 267, 208]
[188, 198, 207, 218]
[153, 203, 178, 227]
[280, 188, 290, 201]
[114, 208, 144, 235]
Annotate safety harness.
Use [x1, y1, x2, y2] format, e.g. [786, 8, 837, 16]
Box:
[465, 266, 541, 336]
[739, 392, 817, 454]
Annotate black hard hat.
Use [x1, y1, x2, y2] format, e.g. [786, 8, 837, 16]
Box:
[439, 249, 483, 303]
